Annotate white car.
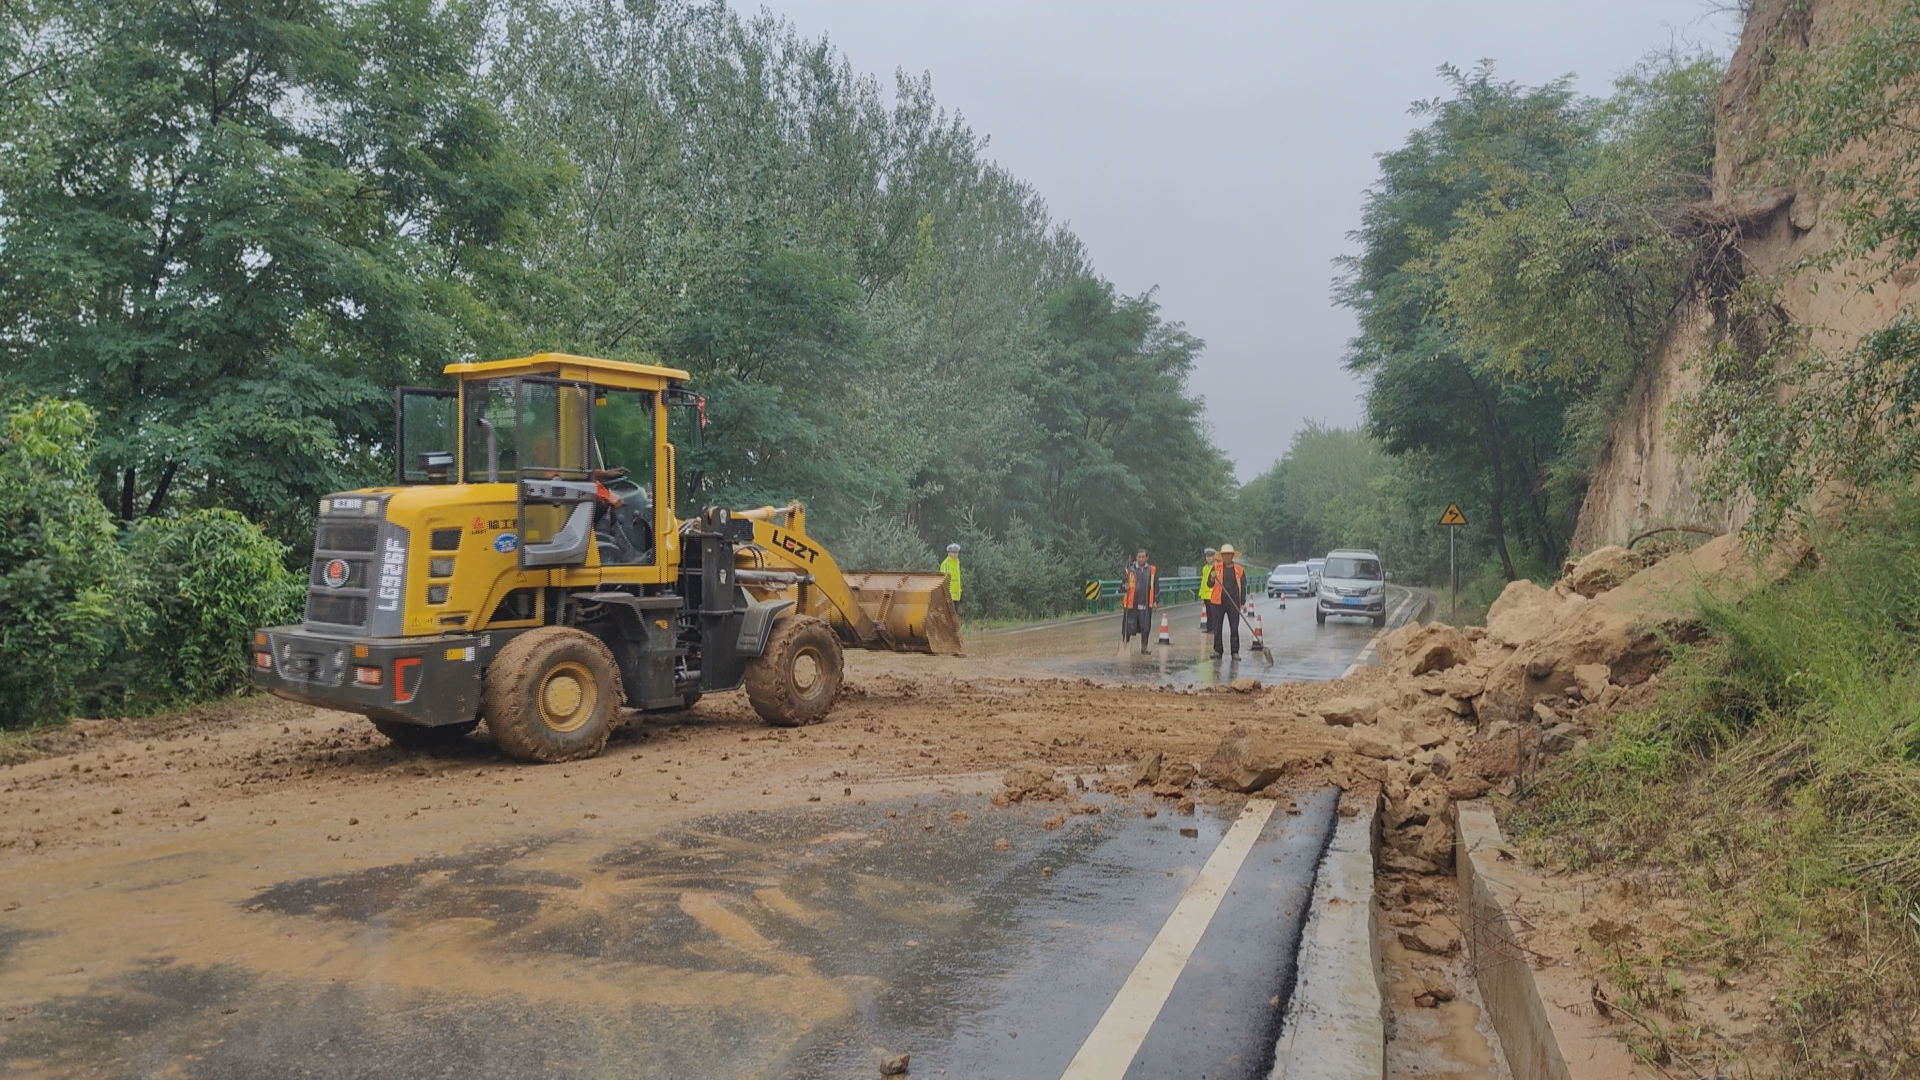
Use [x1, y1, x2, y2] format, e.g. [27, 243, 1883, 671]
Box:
[1267, 563, 1313, 598]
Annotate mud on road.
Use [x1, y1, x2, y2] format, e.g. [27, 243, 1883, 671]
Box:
[0, 652, 1377, 1078]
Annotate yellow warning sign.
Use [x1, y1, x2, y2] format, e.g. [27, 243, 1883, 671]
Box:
[1438, 503, 1469, 527]
[1085, 580, 1102, 601]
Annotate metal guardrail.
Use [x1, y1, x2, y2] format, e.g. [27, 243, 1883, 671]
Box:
[1083, 572, 1271, 613]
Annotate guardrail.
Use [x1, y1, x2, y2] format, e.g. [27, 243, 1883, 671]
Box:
[1083, 572, 1271, 613]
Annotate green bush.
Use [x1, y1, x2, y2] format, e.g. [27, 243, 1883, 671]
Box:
[0, 398, 302, 726]
[108, 509, 304, 711]
[1510, 491, 1920, 1073]
[0, 399, 125, 725]
[952, 515, 1116, 621]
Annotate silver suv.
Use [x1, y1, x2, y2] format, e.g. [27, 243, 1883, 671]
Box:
[1315, 548, 1387, 627]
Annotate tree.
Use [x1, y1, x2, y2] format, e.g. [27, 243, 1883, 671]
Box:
[0, 399, 123, 724]
[1341, 57, 1719, 576]
[0, 0, 562, 545]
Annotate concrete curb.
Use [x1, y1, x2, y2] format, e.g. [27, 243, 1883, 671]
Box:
[1268, 797, 1386, 1080]
[1455, 802, 1647, 1080]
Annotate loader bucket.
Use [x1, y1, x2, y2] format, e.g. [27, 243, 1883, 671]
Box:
[841, 572, 964, 655]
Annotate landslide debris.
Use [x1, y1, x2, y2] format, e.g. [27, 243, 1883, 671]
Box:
[1182, 533, 1768, 873]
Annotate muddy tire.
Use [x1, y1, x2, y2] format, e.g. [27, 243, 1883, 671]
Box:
[482, 626, 623, 762]
[744, 614, 843, 727]
[1372, 612, 1387, 628]
[370, 718, 479, 749]
[681, 692, 703, 711]
[1315, 608, 1326, 626]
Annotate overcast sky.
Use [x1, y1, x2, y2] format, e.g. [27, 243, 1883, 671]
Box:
[761, 1, 1743, 481]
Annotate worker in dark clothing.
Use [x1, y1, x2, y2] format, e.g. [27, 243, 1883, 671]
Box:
[1208, 544, 1247, 659]
[1120, 549, 1157, 655]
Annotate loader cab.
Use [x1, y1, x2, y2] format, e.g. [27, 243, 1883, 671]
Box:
[395, 352, 695, 580]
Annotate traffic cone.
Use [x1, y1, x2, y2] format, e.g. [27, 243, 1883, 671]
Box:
[1157, 612, 1172, 645]
[1250, 607, 1268, 653]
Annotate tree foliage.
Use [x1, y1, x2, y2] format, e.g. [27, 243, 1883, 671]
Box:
[0, 398, 123, 724]
[0, 0, 564, 544]
[0, 0, 1234, 726]
[481, 0, 1230, 600]
[1341, 56, 1721, 580]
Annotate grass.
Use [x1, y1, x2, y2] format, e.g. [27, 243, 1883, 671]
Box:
[1507, 492, 1920, 1077]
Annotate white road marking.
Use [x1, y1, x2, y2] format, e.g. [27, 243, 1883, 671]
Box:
[1058, 798, 1278, 1080]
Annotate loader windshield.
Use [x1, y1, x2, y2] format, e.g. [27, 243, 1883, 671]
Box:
[461, 377, 594, 483]
[516, 378, 592, 480]
[464, 379, 518, 482]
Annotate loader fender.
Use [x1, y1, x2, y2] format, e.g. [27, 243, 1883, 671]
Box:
[737, 598, 797, 658]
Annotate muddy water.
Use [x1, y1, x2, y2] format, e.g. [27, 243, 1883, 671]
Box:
[966, 589, 1415, 689]
[0, 783, 1332, 1079]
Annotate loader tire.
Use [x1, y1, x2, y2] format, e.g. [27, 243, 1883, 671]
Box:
[370, 718, 478, 750]
[482, 626, 623, 762]
[745, 614, 842, 728]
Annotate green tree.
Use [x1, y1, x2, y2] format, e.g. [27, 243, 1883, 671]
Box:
[0, 0, 562, 545]
[1343, 57, 1718, 576]
[0, 399, 123, 725]
[111, 510, 304, 710]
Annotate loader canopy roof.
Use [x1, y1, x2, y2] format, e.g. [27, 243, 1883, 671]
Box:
[444, 352, 690, 392]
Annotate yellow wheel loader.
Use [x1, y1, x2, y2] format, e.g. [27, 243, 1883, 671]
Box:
[250, 353, 962, 762]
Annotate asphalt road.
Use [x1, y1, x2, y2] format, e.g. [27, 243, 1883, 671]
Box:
[1, 786, 1339, 1080]
[969, 586, 1424, 688]
[0, 593, 1414, 1079]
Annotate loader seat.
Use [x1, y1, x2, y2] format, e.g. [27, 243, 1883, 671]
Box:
[594, 477, 653, 565]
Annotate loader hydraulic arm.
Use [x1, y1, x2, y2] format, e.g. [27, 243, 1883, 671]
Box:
[738, 505, 890, 648]
[732, 504, 962, 655]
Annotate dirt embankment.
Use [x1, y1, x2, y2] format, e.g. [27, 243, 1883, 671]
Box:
[1575, 0, 1920, 549]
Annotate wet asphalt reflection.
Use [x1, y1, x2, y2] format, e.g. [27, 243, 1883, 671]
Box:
[0, 789, 1339, 1080]
[969, 587, 1417, 688]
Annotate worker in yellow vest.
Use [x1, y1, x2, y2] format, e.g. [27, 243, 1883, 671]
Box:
[940, 543, 963, 614]
[1198, 547, 1217, 631]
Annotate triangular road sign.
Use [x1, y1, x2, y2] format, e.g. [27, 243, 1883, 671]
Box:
[1438, 503, 1468, 527]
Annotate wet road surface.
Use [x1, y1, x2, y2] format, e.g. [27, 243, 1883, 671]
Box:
[0, 785, 1339, 1079]
[970, 587, 1422, 688]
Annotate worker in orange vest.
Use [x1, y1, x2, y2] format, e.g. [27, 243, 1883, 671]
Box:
[1207, 544, 1247, 659]
[1120, 549, 1157, 655]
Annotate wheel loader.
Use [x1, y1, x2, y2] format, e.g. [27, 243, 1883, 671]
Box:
[250, 352, 962, 762]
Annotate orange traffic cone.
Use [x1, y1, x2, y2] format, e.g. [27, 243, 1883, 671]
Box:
[1250, 606, 1268, 653]
[1157, 612, 1172, 645]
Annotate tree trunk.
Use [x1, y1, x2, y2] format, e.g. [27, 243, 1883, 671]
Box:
[120, 468, 137, 525]
[1460, 364, 1517, 581]
[144, 461, 179, 519]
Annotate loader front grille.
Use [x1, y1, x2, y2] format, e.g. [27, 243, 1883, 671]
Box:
[303, 500, 396, 636]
